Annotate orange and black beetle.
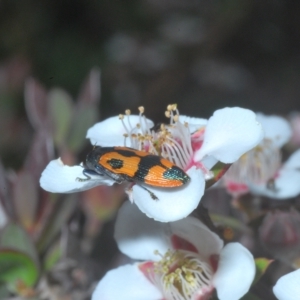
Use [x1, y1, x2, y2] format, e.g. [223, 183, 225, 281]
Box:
[78, 146, 190, 199]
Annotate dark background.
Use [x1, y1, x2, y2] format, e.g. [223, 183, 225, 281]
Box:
[1, 0, 300, 168]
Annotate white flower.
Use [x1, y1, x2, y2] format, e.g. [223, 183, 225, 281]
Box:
[87, 114, 154, 147]
[39, 158, 115, 193]
[92, 202, 256, 300]
[249, 148, 300, 199]
[40, 105, 263, 222]
[223, 113, 300, 199]
[273, 269, 300, 300]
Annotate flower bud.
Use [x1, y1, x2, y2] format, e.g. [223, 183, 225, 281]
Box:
[259, 208, 300, 266]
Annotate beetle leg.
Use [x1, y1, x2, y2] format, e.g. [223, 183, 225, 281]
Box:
[76, 169, 102, 182]
[138, 184, 159, 200]
[99, 171, 125, 184]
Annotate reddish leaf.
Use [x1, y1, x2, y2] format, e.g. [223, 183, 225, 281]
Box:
[24, 130, 54, 183]
[12, 171, 38, 231]
[24, 78, 49, 130]
[0, 160, 14, 220]
[77, 67, 101, 106]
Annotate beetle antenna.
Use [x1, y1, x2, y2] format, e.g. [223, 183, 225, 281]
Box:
[92, 142, 98, 150]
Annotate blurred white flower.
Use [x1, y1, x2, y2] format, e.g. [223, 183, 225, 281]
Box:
[273, 269, 300, 300]
[249, 148, 300, 199]
[92, 202, 256, 300]
[223, 113, 300, 199]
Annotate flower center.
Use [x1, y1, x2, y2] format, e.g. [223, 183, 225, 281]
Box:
[152, 249, 213, 300]
[119, 105, 194, 170]
[224, 138, 281, 185]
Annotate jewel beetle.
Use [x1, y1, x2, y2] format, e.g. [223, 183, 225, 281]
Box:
[77, 146, 190, 200]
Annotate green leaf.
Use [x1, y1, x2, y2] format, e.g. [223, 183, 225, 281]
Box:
[0, 223, 39, 264]
[44, 242, 62, 271]
[37, 195, 78, 252]
[0, 248, 39, 287]
[205, 162, 231, 189]
[48, 88, 73, 147]
[210, 213, 252, 235]
[67, 106, 98, 152]
[253, 257, 273, 284]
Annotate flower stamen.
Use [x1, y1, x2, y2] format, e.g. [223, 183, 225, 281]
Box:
[152, 250, 213, 300]
[224, 138, 281, 185]
[120, 104, 195, 170]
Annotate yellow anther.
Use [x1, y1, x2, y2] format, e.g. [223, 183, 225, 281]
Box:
[119, 114, 124, 119]
[185, 272, 194, 283]
[175, 268, 181, 275]
[165, 111, 171, 118]
[173, 115, 179, 122]
[171, 104, 177, 110]
[152, 249, 213, 299]
[167, 104, 173, 111]
[125, 109, 131, 115]
[138, 106, 145, 113]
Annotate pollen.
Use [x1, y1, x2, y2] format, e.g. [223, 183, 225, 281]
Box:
[152, 249, 213, 300]
[224, 138, 281, 185]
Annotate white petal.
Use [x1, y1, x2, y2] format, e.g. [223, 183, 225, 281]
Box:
[40, 158, 114, 193]
[170, 217, 223, 259]
[194, 107, 264, 163]
[273, 269, 300, 300]
[133, 167, 205, 222]
[114, 201, 170, 261]
[200, 155, 218, 170]
[256, 113, 292, 148]
[87, 115, 154, 147]
[250, 169, 300, 199]
[92, 264, 162, 300]
[213, 242, 255, 300]
[179, 115, 208, 133]
[284, 148, 300, 169]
